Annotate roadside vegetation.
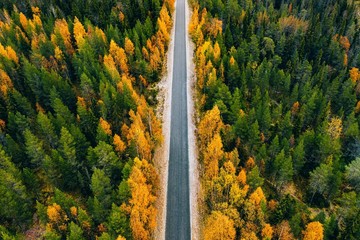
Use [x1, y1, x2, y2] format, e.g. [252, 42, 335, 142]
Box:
[189, 0, 360, 239]
[0, 0, 174, 239]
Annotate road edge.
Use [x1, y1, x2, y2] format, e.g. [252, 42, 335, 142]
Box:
[185, 0, 200, 239]
[153, 2, 176, 239]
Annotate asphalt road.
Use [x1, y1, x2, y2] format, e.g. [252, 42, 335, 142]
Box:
[165, 0, 191, 238]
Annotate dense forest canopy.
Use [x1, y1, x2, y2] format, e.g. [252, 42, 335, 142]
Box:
[0, 0, 174, 239]
[190, 0, 360, 239]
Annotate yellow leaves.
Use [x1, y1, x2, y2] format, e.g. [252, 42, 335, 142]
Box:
[198, 105, 224, 150]
[0, 43, 19, 63]
[204, 211, 236, 240]
[113, 134, 126, 154]
[54, 46, 63, 60]
[128, 158, 157, 240]
[104, 54, 120, 81]
[99, 117, 112, 135]
[350, 67, 360, 83]
[302, 221, 324, 240]
[279, 16, 308, 33]
[116, 236, 126, 240]
[159, 5, 172, 32]
[109, 40, 129, 74]
[262, 224, 274, 240]
[124, 37, 135, 55]
[213, 42, 221, 62]
[53, 19, 74, 55]
[204, 133, 223, 179]
[327, 117, 342, 139]
[73, 17, 86, 48]
[249, 187, 266, 206]
[126, 110, 152, 160]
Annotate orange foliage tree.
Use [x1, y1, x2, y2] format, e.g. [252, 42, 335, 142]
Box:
[302, 221, 324, 240]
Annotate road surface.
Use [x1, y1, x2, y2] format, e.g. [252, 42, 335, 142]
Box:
[165, 0, 191, 238]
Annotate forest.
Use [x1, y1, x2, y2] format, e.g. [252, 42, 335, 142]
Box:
[0, 0, 174, 239]
[189, 0, 360, 239]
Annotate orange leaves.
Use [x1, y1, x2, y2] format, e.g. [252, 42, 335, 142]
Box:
[350, 67, 360, 83]
[338, 35, 350, 52]
[206, 18, 223, 38]
[47, 203, 62, 223]
[128, 158, 157, 240]
[204, 211, 236, 240]
[0, 69, 13, 97]
[249, 187, 266, 206]
[238, 169, 247, 185]
[124, 37, 135, 55]
[291, 101, 300, 115]
[99, 117, 112, 135]
[0, 43, 19, 63]
[302, 221, 324, 240]
[113, 134, 126, 154]
[262, 223, 274, 240]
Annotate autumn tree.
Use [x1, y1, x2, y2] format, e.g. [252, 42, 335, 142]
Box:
[303, 222, 324, 240]
[204, 211, 236, 240]
[127, 158, 157, 240]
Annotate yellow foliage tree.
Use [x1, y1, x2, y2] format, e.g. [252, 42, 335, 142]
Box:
[262, 223, 274, 240]
[126, 110, 152, 160]
[198, 105, 224, 152]
[302, 221, 324, 240]
[249, 187, 266, 206]
[109, 40, 129, 74]
[0, 43, 19, 63]
[128, 158, 157, 240]
[204, 134, 223, 179]
[124, 37, 135, 55]
[73, 17, 86, 48]
[327, 117, 342, 139]
[213, 41, 221, 62]
[204, 211, 236, 240]
[52, 19, 74, 55]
